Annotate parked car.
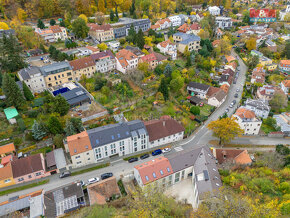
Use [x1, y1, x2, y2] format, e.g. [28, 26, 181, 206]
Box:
[229, 104, 233, 108]
[140, 154, 150, 159]
[199, 102, 204, 107]
[59, 171, 71, 178]
[225, 108, 229, 113]
[162, 148, 171, 153]
[231, 100, 236, 106]
[88, 177, 100, 184]
[101, 173, 113, 180]
[233, 78, 237, 84]
[236, 88, 240, 92]
[152, 149, 162, 156]
[234, 93, 238, 98]
[128, 157, 138, 163]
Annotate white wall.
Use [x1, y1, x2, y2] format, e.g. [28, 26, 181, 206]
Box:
[149, 132, 184, 148]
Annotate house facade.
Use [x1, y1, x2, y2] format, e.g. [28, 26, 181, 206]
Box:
[91, 50, 116, 73]
[107, 41, 120, 52]
[256, 85, 279, 101]
[88, 24, 114, 42]
[251, 67, 266, 84]
[187, 81, 210, 99]
[215, 17, 232, 29]
[279, 60, 290, 74]
[139, 52, 167, 69]
[208, 6, 221, 16]
[18, 66, 46, 93]
[207, 89, 227, 107]
[281, 80, 290, 95]
[244, 99, 270, 119]
[168, 15, 184, 27]
[173, 32, 201, 53]
[233, 107, 262, 135]
[50, 25, 68, 41]
[69, 56, 96, 81]
[0, 163, 15, 188]
[273, 113, 290, 136]
[115, 49, 139, 73]
[155, 18, 172, 30]
[157, 40, 177, 60]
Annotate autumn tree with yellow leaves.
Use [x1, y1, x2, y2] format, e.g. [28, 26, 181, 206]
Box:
[246, 37, 257, 51]
[208, 117, 243, 145]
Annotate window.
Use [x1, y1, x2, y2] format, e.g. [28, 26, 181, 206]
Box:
[28, 175, 32, 179]
[4, 179, 11, 183]
[74, 149, 77, 153]
[145, 176, 149, 181]
[85, 146, 89, 149]
[75, 155, 80, 159]
[160, 170, 164, 175]
[18, 178, 24, 182]
[167, 167, 171, 172]
[77, 161, 82, 164]
[175, 172, 180, 183]
[87, 152, 90, 155]
[153, 172, 157, 178]
[35, 172, 41, 176]
[181, 170, 185, 179]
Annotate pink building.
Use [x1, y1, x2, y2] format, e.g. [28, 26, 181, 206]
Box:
[11, 153, 50, 184]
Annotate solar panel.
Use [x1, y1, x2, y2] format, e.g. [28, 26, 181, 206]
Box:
[75, 91, 84, 96]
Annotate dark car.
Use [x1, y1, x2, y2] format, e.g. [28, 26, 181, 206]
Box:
[128, 157, 138, 163]
[234, 93, 238, 98]
[152, 149, 162, 156]
[101, 172, 113, 180]
[59, 171, 71, 178]
[140, 154, 150, 159]
[232, 100, 236, 105]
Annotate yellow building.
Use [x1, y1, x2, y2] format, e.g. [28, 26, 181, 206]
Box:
[173, 32, 201, 53]
[0, 163, 15, 188]
[267, 63, 277, 71]
[41, 61, 73, 88]
[88, 24, 114, 42]
[69, 56, 96, 81]
[260, 56, 272, 67]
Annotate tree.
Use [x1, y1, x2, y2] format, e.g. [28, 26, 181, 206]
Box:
[282, 41, 290, 59]
[246, 37, 257, 51]
[158, 78, 169, 101]
[270, 92, 287, 109]
[110, 10, 115, 21]
[0, 34, 26, 72]
[65, 120, 75, 136]
[190, 106, 200, 115]
[2, 73, 25, 108]
[126, 25, 136, 43]
[136, 29, 145, 49]
[242, 10, 250, 24]
[48, 116, 63, 135]
[37, 19, 45, 29]
[15, 25, 44, 49]
[49, 19, 56, 26]
[0, 22, 9, 30]
[98, 0, 106, 13]
[65, 117, 84, 136]
[53, 134, 64, 148]
[163, 64, 172, 78]
[247, 55, 259, 70]
[32, 120, 47, 141]
[97, 43, 108, 51]
[79, 14, 88, 23]
[72, 18, 89, 38]
[52, 95, 70, 116]
[95, 12, 105, 25]
[199, 44, 210, 57]
[22, 82, 34, 101]
[170, 71, 184, 93]
[208, 117, 244, 145]
[115, 6, 119, 19]
[138, 62, 149, 73]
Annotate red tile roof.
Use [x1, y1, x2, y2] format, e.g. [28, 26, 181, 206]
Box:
[69, 56, 95, 71]
[150, 24, 161, 30]
[177, 23, 191, 33]
[206, 86, 221, 97]
[156, 18, 171, 25]
[235, 108, 256, 119]
[0, 143, 15, 156]
[158, 40, 174, 48]
[0, 162, 13, 180]
[220, 84, 230, 93]
[213, 148, 252, 165]
[140, 52, 167, 63]
[116, 49, 138, 68]
[67, 131, 92, 156]
[88, 23, 112, 31]
[1, 154, 13, 166]
[190, 23, 201, 30]
[50, 25, 62, 33]
[212, 40, 220, 47]
[134, 157, 173, 185]
[144, 117, 185, 142]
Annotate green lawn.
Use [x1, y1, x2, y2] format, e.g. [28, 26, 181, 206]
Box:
[71, 163, 110, 176]
[31, 146, 52, 155]
[261, 124, 276, 134]
[0, 179, 49, 196]
[200, 104, 214, 116]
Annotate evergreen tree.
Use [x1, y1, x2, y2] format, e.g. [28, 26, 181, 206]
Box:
[48, 116, 63, 135]
[115, 7, 119, 19]
[186, 55, 192, 67]
[110, 10, 115, 21]
[65, 120, 76, 136]
[130, 1, 136, 15]
[2, 73, 25, 108]
[53, 134, 64, 148]
[50, 19, 56, 26]
[0, 34, 26, 73]
[39, 44, 47, 53]
[22, 82, 34, 101]
[37, 19, 45, 29]
[136, 29, 145, 49]
[32, 120, 47, 140]
[158, 78, 169, 101]
[163, 64, 172, 78]
[52, 95, 70, 116]
[127, 25, 136, 43]
[70, 117, 84, 132]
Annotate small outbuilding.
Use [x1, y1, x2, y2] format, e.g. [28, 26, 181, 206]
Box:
[4, 107, 19, 124]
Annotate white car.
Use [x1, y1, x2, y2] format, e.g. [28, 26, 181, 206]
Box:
[162, 148, 171, 153]
[88, 177, 100, 184]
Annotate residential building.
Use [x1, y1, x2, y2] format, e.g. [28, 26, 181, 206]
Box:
[280, 5, 290, 21]
[190, 23, 201, 35]
[134, 146, 221, 208]
[216, 28, 223, 39]
[86, 46, 100, 54]
[212, 148, 252, 165]
[177, 23, 192, 34]
[45, 148, 67, 173]
[220, 84, 230, 93]
[88, 23, 114, 42]
[192, 4, 203, 11]
[0, 190, 44, 217]
[77, 47, 93, 56]
[0, 163, 15, 188]
[87, 176, 121, 205]
[173, 32, 201, 53]
[244, 99, 270, 119]
[208, 6, 221, 16]
[250, 50, 264, 58]
[225, 62, 238, 72]
[144, 116, 185, 148]
[125, 45, 145, 58]
[35, 28, 55, 43]
[281, 80, 290, 95]
[69, 56, 96, 81]
[233, 107, 262, 135]
[50, 25, 68, 41]
[0, 143, 15, 157]
[115, 49, 139, 73]
[18, 66, 46, 93]
[111, 18, 151, 38]
[187, 82, 210, 99]
[168, 15, 185, 27]
[66, 131, 95, 168]
[273, 113, 290, 136]
[107, 41, 120, 52]
[207, 87, 227, 107]
[11, 153, 50, 184]
[3, 107, 18, 124]
[260, 56, 272, 67]
[91, 50, 116, 73]
[215, 17, 232, 29]
[219, 74, 233, 86]
[139, 52, 167, 69]
[155, 18, 172, 30]
[44, 182, 85, 217]
[251, 67, 266, 84]
[157, 40, 177, 60]
[279, 60, 290, 74]
[257, 85, 285, 101]
[41, 61, 73, 88]
[267, 63, 277, 71]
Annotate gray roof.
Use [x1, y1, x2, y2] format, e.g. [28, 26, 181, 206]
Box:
[30, 194, 44, 218]
[111, 17, 150, 26]
[245, 99, 270, 111]
[0, 29, 15, 38]
[274, 113, 290, 133]
[18, 66, 43, 80]
[0, 196, 30, 216]
[187, 81, 210, 91]
[173, 32, 200, 44]
[60, 87, 90, 106]
[54, 148, 67, 170]
[125, 46, 144, 56]
[87, 120, 147, 149]
[40, 61, 71, 76]
[16, 81, 23, 90]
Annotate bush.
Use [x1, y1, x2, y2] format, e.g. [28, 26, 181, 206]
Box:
[117, 179, 127, 196]
[276, 144, 290, 155]
[27, 110, 39, 118]
[190, 106, 200, 115]
[14, 137, 23, 147]
[18, 145, 37, 153]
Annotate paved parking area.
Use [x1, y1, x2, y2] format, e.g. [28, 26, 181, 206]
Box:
[165, 178, 197, 208]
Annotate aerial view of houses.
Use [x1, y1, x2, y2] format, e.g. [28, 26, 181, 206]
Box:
[0, 0, 289, 217]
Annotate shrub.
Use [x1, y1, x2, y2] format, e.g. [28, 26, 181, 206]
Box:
[190, 106, 200, 115]
[27, 110, 39, 118]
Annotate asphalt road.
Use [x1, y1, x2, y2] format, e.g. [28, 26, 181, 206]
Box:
[1, 50, 288, 202]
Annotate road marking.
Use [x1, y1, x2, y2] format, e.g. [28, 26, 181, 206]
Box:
[174, 146, 184, 152]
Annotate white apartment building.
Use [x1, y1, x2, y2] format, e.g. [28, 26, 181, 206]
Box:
[115, 49, 139, 73]
[157, 40, 177, 60]
[187, 82, 210, 99]
[208, 6, 221, 16]
[168, 15, 182, 27]
[244, 99, 270, 119]
[215, 17, 233, 29]
[91, 50, 116, 73]
[107, 41, 120, 52]
[233, 107, 262, 135]
[18, 66, 46, 93]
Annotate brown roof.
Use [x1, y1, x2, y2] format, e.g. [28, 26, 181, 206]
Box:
[251, 67, 265, 83]
[50, 25, 62, 33]
[158, 40, 174, 48]
[190, 23, 201, 30]
[209, 90, 226, 102]
[214, 148, 252, 165]
[212, 40, 220, 47]
[69, 56, 95, 71]
[140, 52, 167, 63]
[87, 176, 120, 205]
[150, 24, 161, 30]
[11, 154, 44, 178]
[67, 131, 92, 156]
[228, 61, 238, 69]
[86, 46, 100, 53]
[0, 143, 15, 156]
[0, 162, 13, 180]
[225, 55, 236, 63]
[207, 86, 221, 97]
[235, 108, 256, 119]
[223, 68, 235, 77]
[144, 117, 185, 142]
[88, 23, 112, 31]
[116, 49, 138, 68]
[177, 23, 191, 33]
[220, 84, 230, 93]
[45, 151, 56, 168]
